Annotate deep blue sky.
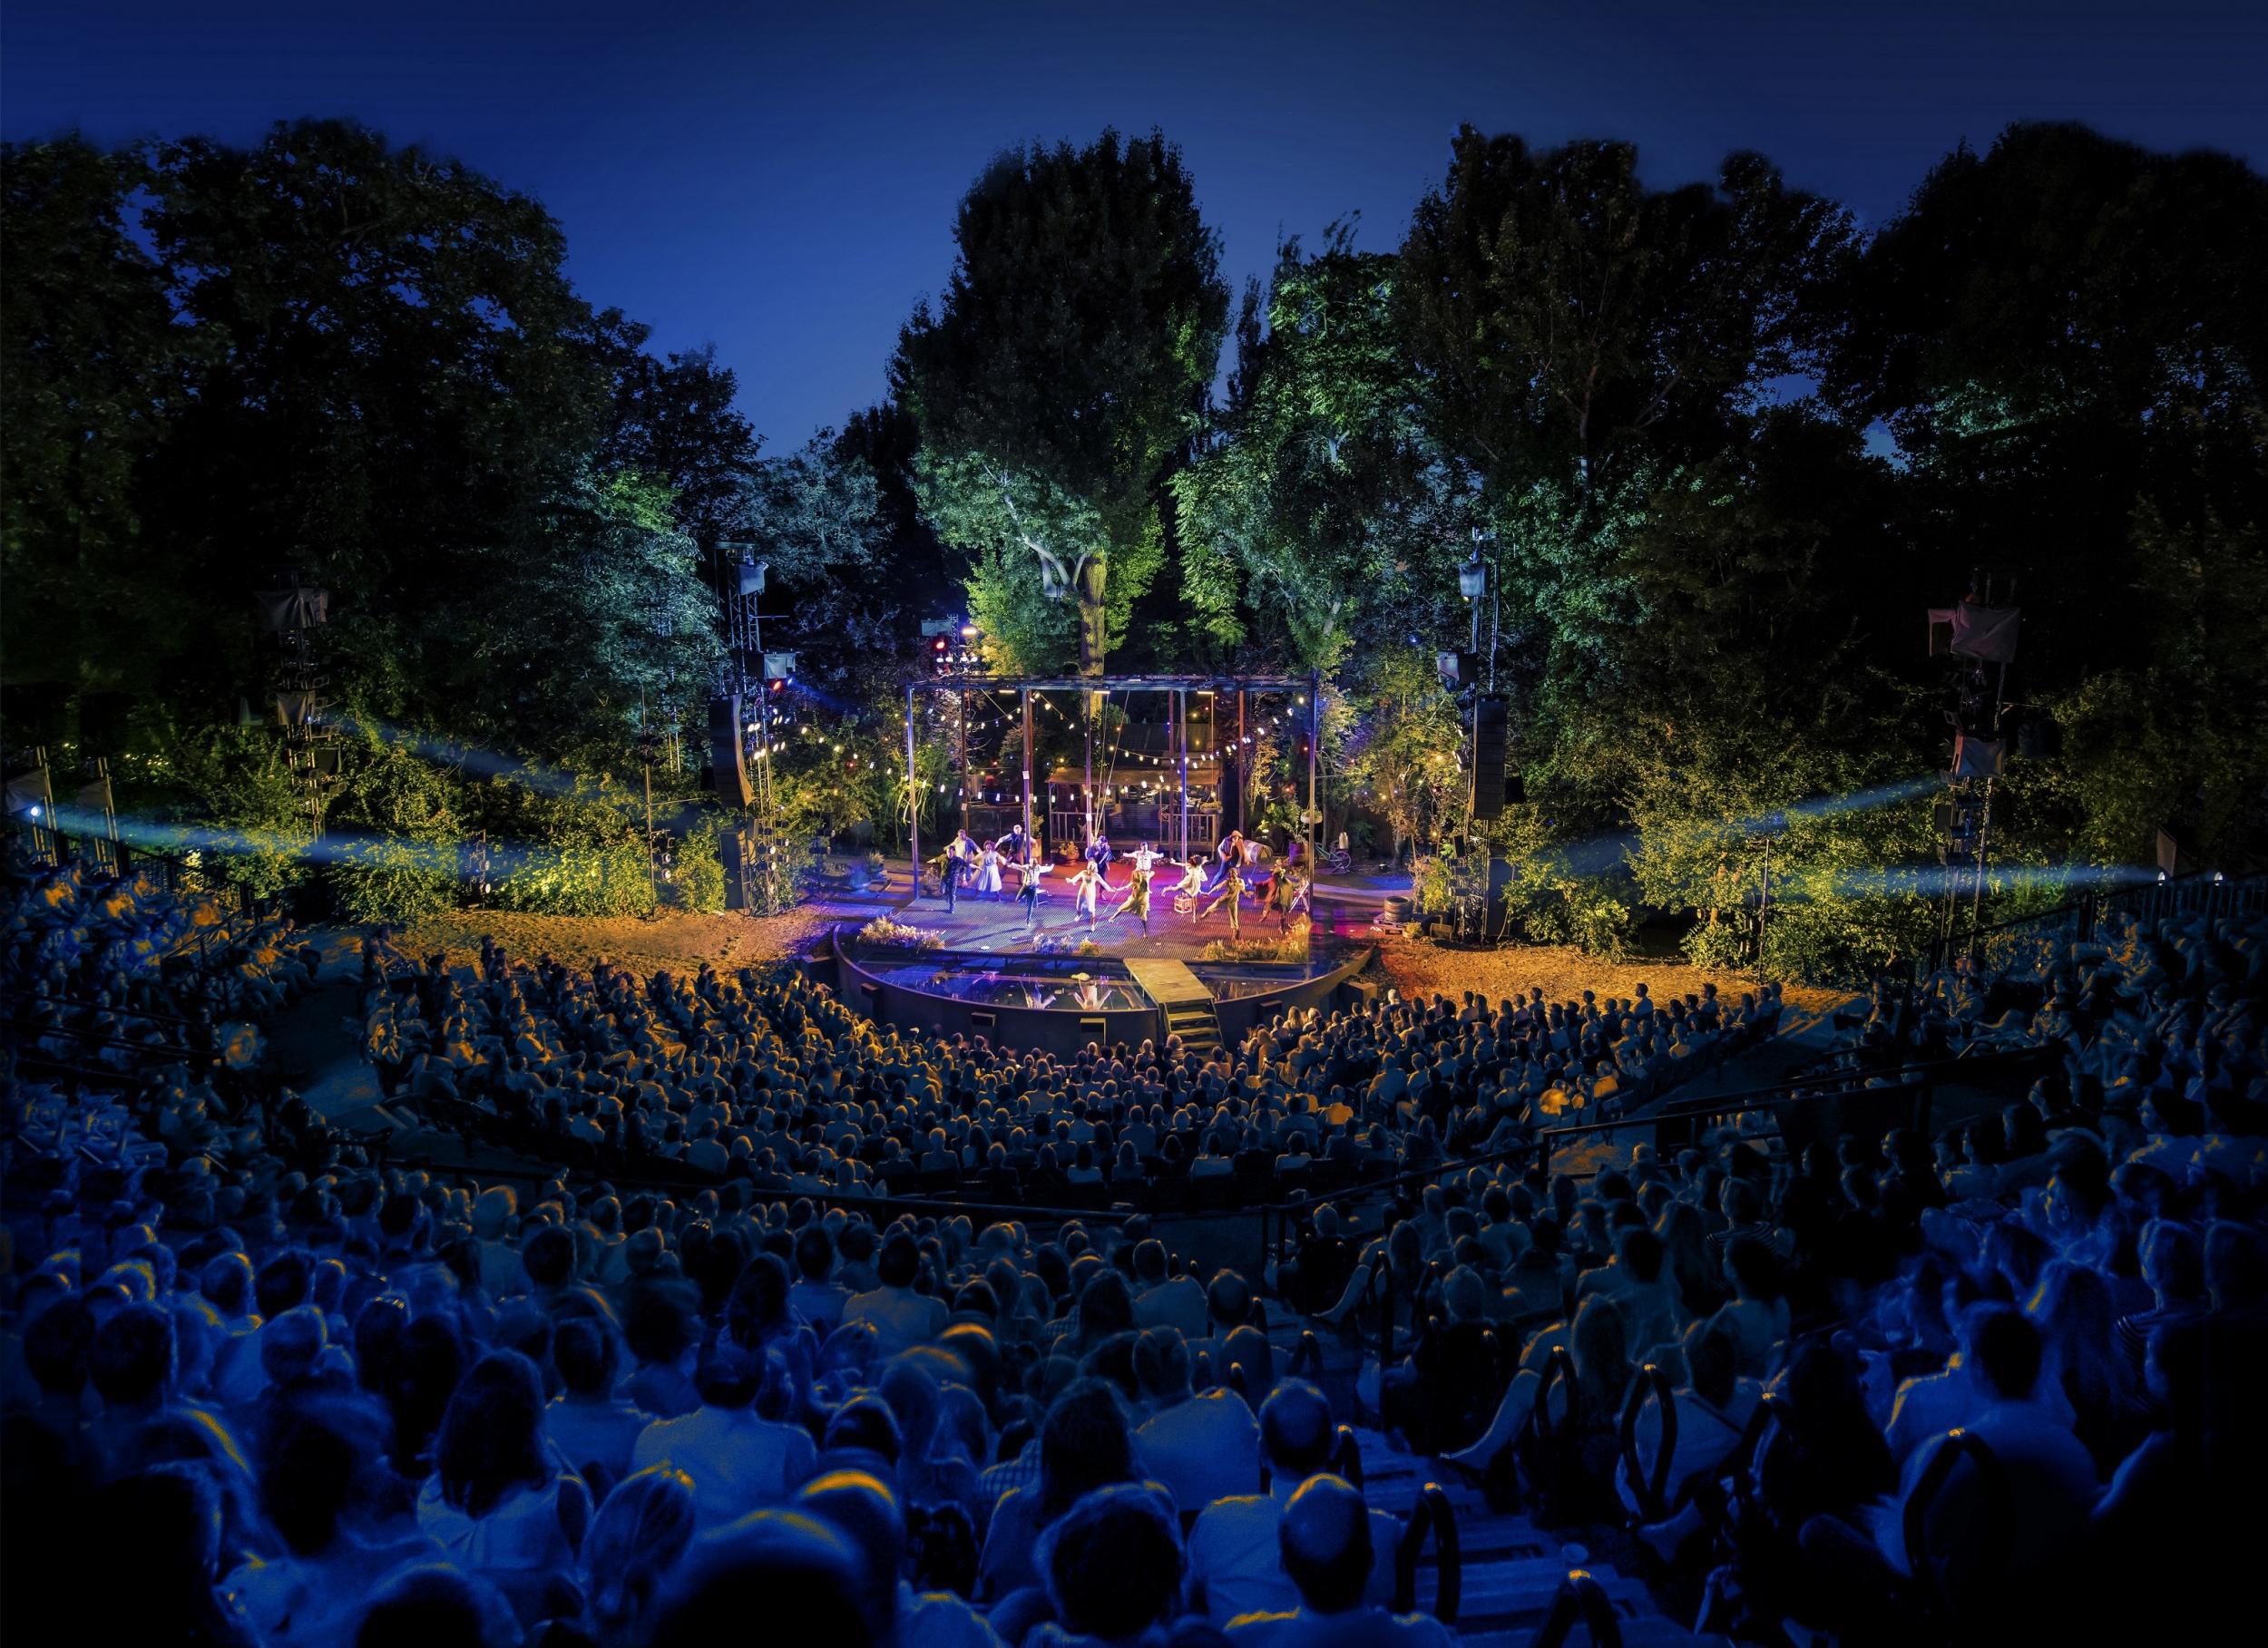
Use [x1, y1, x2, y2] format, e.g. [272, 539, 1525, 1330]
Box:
[7, 1, 2263, 451]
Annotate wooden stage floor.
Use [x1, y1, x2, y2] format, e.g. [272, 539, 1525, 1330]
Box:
[885, 864, 1342, 961]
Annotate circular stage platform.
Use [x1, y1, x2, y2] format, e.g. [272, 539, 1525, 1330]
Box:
[825, 871, 1374, 1053]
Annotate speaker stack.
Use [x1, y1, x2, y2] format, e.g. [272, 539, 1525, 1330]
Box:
[708, 696, 752, 809]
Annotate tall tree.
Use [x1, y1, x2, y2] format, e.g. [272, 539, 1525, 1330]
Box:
[589, 317, 762, 550]
[1829, 122, 2268, 862]
[138, 119, 614, 732]
[1398, 132, 1856, 803]
[1173, 224, 1465, 672]
[895, 129, 1230, 675]
[0, 137, 196, 716]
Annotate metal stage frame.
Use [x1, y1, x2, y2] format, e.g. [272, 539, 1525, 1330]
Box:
[905, 671, 1324, 883]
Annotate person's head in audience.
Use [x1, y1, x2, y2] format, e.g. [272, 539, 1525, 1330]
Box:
[355, 1563, 521, 1648]
[795, 1469, 904, 1645]
[583, 1466, 699, 1643]
[1040, 1483, 1186, 1645]
[1276, 1474, 1373, 1615]
[647, 1509, 872, 1648]
[1259, 1380, 1334, 1488]
[434, 1351, 552, 1516]
[1965, 1303, 2043, 1405]
[90, 1301, 175, 1411]
[1038, 1378, 1137, 1525]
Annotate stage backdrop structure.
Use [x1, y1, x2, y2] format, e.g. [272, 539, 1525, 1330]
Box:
[907, 673, 1324, 876]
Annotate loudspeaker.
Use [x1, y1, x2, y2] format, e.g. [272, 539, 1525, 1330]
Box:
[709, 696, 752, 808]
[721, 823, 750, 910]
[1471, 695, 1510, 822]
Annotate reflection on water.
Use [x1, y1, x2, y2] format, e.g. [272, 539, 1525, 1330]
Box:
[857, 951, 1337, 1009]
[862, 960, 1143, 1011]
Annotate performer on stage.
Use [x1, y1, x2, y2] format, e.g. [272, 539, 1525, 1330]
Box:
[1169, 857, 1206, 917]
[1110, 863, 1155, 937]
[1198, 860, 1246, 936]
[1082, 831, 1114, 892]
[943, 828, 976, 912]
[1204, 829, 1243, 893]
[994, 822, 1031, 867]
[1273, 863, 1309, 935]
[1070, 859, 1106, 930]
[1128, 840, 1164, 879]
[973, 841, 1003, 899]
[1015, 859, 1048, 932]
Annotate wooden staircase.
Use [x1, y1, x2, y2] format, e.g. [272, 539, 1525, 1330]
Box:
[1124, 957, 1225, 1058]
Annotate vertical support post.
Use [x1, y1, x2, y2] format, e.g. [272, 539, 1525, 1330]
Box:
[1083, 695, 1094, 845]
[1306, 670, 1321, 884]
[1022, 690, 1035, 852]
[1237, 689, 1249, 834]
[957, 687, 969, 834]
[1177, 689, 1190, 865]
[905, 683, 920, 900]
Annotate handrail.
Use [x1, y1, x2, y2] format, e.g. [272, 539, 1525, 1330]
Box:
[1286, 1331, 1323, 1380]
[1617, 1362, 1679, 1524]
[1902, 1428, 2011, 1629]
[1530, 1569, 1623, 1648]
[398, 1134, 1148, 1224]
[1530, 1343, 1579, 1443]
[0, 987, 221, 1030]
[1390, 1481, 1460, 1624]
[1536, 1045, 2048, 1147]
[1330, 1423, 1364, 1488]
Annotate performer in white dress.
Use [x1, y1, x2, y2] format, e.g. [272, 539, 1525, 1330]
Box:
[1071, 861, 1105, 929]
[973, 844, 1003, 899]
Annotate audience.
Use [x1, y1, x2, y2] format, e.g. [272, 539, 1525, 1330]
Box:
[3, 850, 2260, 1646]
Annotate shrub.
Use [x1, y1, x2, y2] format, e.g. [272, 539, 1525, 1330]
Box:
[857, 916, 942, 951]
[327, 837, 456, 923]
[675, 817, 726, 914]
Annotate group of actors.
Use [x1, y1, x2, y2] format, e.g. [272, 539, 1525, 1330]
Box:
[932, 824, 1312, 938]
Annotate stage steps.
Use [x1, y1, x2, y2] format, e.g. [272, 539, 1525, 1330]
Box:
[1125, 957, 1225, 1058]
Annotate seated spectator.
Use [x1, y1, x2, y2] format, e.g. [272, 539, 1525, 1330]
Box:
[545, 1316, 652, 1489]
[1224, 1474, 1453, 1645]
[1133, 1328, 1260, 1515]
[1131, 1240, 1207, 1339]
[1027, 1482, 1187, 1648]
[416, 1351, 591, 1624]
[578, 1464, 699, 1643]
[980, 1379, 1139, 1602]
[844, 1233, 949, 1359]
[631, 1340, 816, 1526]
[797, 1468, 1002, 1648]
[354, 1563, 521, 1648]
[1186, 1380, 1398, 1624]
[228, 1399, 432, 1645]
[646, 1508, 874, 1647]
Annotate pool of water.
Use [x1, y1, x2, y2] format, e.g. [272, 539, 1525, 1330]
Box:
[859, 957, 1147, 1010]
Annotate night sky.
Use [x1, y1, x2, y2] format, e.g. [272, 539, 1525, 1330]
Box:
[6, 1, 2263, 452]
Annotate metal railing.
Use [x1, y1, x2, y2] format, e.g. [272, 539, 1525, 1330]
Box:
[1932, 866, 2267, 974]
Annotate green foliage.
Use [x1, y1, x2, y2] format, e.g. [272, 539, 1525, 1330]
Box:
[327, 838, 455, 923]
[674, 814, 727, 914]
[1174, 225, 1462, 669]
[157, 726, 311, 901]
[1340, 647, 1469, 860]
[481, 773, 657, 918]
[898, 130, 1229, 672]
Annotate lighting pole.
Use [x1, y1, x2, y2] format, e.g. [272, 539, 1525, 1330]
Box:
[1459, 538, 1491, 941]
